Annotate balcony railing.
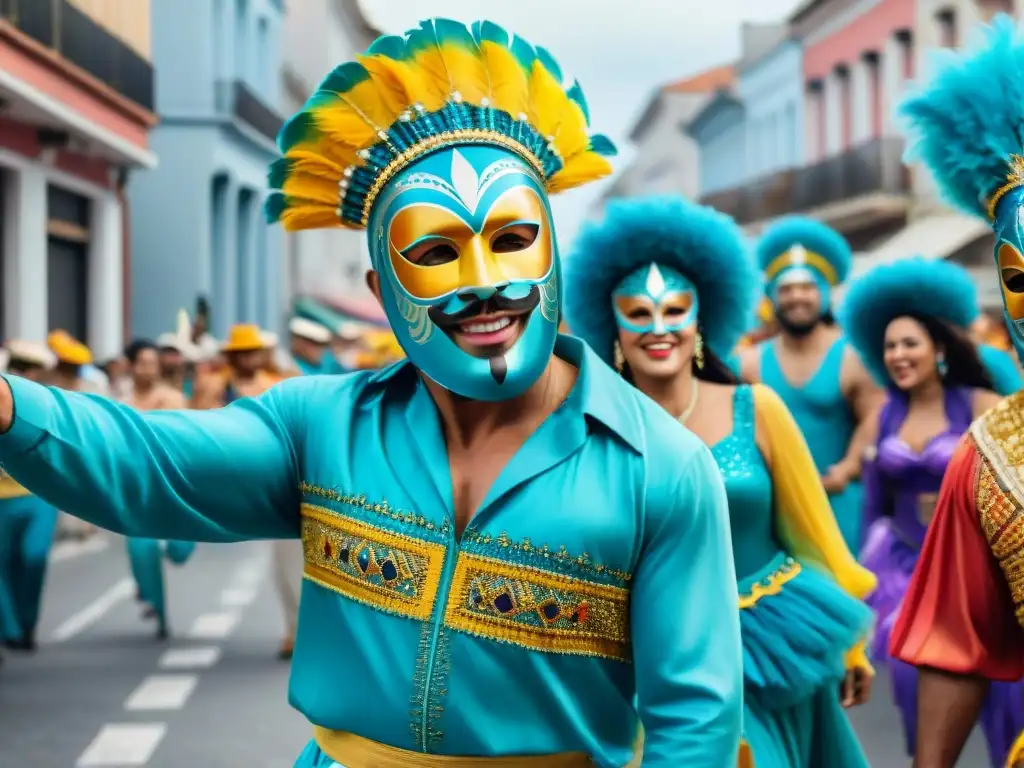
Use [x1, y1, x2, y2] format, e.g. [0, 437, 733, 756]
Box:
[699, 137, 910, 223]
[0, 0, 154, 111]
[216, 80, 284, 143]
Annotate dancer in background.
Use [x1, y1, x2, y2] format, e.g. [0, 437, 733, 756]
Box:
[47, 331, 105, 394]
[842, 258, 1017, 765]
[122, 340, 195, 640]
[739, 218, 884, 551]
[884, 16, 1024, 767]
[0, 341, 57, 653]
[567, 195, 875, 768]
[0, 19, 744, 764]
[289, 318, 333, 376]
[191, 324, 277, 409]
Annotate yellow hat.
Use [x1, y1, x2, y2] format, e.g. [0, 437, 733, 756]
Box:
[47, 330, 93, 365]
[221, 324, 265, 353]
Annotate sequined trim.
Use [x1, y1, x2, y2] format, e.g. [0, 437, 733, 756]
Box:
[976, 460, 1024, 627]
[300, 482, 450, 535]
[738, 558, 801, 610]
[300, 503, 445, 621]
[409, 621, 451, 752]
[971, 392, 1024, 506]
[443, 551, 631, 661]
[461, 529, 632, 586]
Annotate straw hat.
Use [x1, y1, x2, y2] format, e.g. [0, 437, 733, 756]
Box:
[289, 317, 331, 344]
[47, 330, 93, 365]
[6, 340, 57, 369]
[221, 324, 265, 353]
[260, 330, 279, 348]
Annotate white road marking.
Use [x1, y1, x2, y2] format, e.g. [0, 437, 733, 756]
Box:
[50, 535, 109, 563]
[76, 723, 167, 766]
[158, 646, 222, 670]
[50, 578, 134, 643]
[124, 674, 198, 711]
[220, 587, 257, 608]
[188, 611, 239, 639]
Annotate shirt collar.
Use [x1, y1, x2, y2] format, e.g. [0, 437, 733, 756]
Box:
[361, 336, 644, 454]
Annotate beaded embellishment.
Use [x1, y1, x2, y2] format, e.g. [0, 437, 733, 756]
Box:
[738, 558, 802, 610]
[444, 551, 631, 662]
[301, 504, 445, 621]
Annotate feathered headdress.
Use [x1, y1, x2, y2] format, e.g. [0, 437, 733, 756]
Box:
[840, 257, 979, 384]
[755, 216, 852, 289]
[899, 14, 1024, 220]
[564, 196, 758, 365]
[265, 19, 616, 232]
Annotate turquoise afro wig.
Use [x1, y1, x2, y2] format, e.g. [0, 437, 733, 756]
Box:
[899, 14, 1024, 218]
[839, 257, 980, 385]
[564, 195, 758, 365]
[755, 215, 852, 287]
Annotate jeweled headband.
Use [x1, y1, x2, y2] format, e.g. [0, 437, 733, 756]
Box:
[264, 19, 617, 231]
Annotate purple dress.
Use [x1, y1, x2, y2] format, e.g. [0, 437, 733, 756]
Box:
[860, 387, 1024, 766]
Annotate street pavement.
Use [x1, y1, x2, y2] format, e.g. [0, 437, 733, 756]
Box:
[0, 533, 993, 767]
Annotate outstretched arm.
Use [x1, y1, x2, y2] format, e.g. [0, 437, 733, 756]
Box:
[0, 374, 318, 542]
[890, 438, 1024, 767]
[837, 349, 885, 481]
[632, 444, 742, 765]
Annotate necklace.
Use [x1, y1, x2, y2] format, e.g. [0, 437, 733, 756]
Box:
[677, 377, 700, 425]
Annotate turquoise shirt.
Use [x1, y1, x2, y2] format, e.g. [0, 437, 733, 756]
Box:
[0, 335, 741, 766]
[295, 357, 322, 377]
[978, 343, 1023, 396]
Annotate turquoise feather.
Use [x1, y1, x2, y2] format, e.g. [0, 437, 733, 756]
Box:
[588, 135, 617, 157]
[566, 80, 590, 124]
[435, 17, 478, 50]
[510, 35, 536, 73]
[366, 34, 406, 59]
[264, 192, 286, 224]
[535, 47, 562, 82]
[318, 61, 372, 95]
[472, 20, 509, 47]
[899, 14, 1024, 218]
[267, 158, 290, 190]
[277, 111, 321, 153]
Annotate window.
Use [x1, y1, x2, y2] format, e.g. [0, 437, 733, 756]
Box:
[863, 51, 882, 138]
[257, 17, 269, 89]
[977, 0, 1015, 22]
[210, 174, 229, 336]
[937, 8, 957, 48]
[835, 64, 851, 150]
[236, 188, 255, 323]
[896, 29, 914, 80]
[234, 0, 249, 81]
[46, 185, 91, 342]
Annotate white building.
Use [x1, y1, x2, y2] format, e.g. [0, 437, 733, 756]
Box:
[279, 0, 380, 306]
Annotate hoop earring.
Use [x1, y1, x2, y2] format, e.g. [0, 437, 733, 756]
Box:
[695, 333, 705, 370]
[614, 340, 625, 374]
[937, 355, 948, 378]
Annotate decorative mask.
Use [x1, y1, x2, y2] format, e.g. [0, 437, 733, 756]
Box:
[612, 263, 698, 335]
[368, 144, 559, 400]
[766, 244, 836, 313]
[991, 187, 1024, 361]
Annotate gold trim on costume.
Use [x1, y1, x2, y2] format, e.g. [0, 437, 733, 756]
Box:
[312, 727, 593, 767]
[738, 558, 802, 609]
[763, 247, 838, 286]
[987, 154, 1024, 220]
[443, 551, 631, 662]
[300, 503, 445, 621]
[361, 130, 547, 227]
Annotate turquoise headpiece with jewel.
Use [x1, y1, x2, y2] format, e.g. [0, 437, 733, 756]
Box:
[755, 216, 852, 314]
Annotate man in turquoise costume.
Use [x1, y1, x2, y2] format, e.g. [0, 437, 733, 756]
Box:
[0, 19, 742, 768]
[739, 217, 884, 551]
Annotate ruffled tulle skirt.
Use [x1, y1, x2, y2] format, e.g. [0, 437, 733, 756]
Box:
[740, 552, 872, 768]
[861, 519, 1024, 766]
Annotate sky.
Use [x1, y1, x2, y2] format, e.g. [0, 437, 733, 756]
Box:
[361, 0, 804, 247]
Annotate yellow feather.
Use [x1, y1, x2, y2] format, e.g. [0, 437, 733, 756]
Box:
[412, 48, 454, 105]
[280, 205, 344, 233]
[527, 63, 568, 139]
[311, 102, 379, 149]
[337, 78, 400, 132]
[360, 55, 446, 113]
[358, 55, 413, 116]
[547, 153, 613, 194]
[479, 41, 528, 117]
[439, 43, 489, 103]
[282, 174, 341, 206]
[284, 150, 342, 179]
[552, 100, 589, 161]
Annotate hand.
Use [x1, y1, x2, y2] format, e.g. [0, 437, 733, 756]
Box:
[841, 665, 873, 708]
[822, 460, 856, 494]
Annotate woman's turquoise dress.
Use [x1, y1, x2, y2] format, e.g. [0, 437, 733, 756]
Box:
[717, 385, 872, 767]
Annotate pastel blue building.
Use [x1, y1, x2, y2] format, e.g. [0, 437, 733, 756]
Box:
[129, 0, 286, 339]
[736, 32, 804, 184]
[686, 89, 747, 196]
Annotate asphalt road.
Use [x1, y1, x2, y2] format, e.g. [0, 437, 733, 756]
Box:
[0, 534, 992, 767]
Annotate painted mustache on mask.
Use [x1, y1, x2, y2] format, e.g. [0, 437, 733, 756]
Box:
[428, 286, 541, 330]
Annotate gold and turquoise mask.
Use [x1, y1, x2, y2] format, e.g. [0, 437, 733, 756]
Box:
[991, 186, 1024, 361]
[612, 263, 698, 335]
[368, 144, 559, 400]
